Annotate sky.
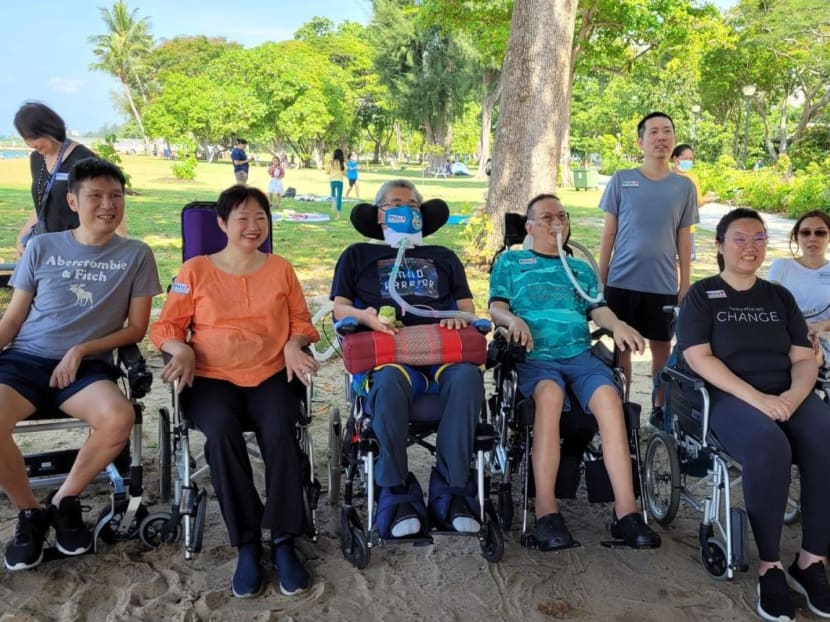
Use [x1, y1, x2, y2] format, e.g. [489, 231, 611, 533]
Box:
[2, 0, 736, 139]
[2, 1, 372, 137]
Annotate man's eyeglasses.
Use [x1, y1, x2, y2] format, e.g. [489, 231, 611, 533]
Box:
[797, 228, 829, 238]
[729, 233, 768, 247]
[529, 212, 569, 227]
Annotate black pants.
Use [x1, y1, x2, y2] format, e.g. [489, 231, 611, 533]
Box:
[184, 370, 304, 547]
[710, 391, 830, 562]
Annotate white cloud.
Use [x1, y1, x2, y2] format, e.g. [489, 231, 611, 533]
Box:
[49, 78, 84, 94]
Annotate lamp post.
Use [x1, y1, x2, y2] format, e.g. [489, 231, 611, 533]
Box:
[742, 84, 756, 168]
[691, 104, 701, 149]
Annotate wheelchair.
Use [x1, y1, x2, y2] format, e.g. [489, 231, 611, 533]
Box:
[642, 353, 753, 580]
[327, 319, 505, 569]
[485, 213, 649, 550]
[145, 201, 320, 559]
[9, 344, 154, 554]
[486, 329, 647, 549]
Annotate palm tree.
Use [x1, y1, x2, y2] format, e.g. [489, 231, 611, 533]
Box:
[89, 1, 153, 151]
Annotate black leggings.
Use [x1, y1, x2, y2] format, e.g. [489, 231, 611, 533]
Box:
[184, 370, 304, 547]
[709, 391, 830, 562]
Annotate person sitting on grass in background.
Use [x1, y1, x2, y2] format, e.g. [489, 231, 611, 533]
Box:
[489, 193, 661, 551]
[0, 157, 161, 571]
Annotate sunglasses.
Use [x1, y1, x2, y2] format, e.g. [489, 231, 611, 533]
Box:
[797, 228, 829, 238]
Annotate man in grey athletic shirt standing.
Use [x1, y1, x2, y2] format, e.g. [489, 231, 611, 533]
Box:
[598, 112, 698, 425]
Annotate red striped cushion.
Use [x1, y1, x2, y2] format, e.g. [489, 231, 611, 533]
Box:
[342, 325, 487, 374]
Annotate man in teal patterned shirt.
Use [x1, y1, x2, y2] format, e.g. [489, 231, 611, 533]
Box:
[489, 193, 660, 551]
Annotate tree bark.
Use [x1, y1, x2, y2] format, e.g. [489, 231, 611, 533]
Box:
[476, 70, 501, 179]
[485, 0, 578, 251]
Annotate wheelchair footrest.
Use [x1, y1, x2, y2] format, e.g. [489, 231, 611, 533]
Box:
[730, 508, 750, 572]
[41, 544, 94, 564]
[600, 538, 659, 550]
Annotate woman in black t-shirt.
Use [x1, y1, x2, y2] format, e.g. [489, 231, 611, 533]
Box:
[677, 208, 830, 622]
[12, 102, 124, 256]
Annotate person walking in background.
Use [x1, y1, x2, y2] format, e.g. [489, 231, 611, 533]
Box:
[345, 152, 360, 200]
[768, 210, 830, 368]
[13, 101, 126, 257]
[671, 144, 712, 261]
[231, 139, 252, 185]
[267, 156, 285, 209]
[598, 112, 698, 428]
[327, 149, 345, 219]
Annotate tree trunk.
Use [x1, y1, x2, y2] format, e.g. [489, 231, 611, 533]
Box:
[476, 70, 501, 179]
[485, 0, 578, 252]
[120, 78, 150, 155]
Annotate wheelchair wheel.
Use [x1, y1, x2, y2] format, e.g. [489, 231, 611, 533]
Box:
[643, 431, 680, 526]
[191, 489, 208, 554]
[328, 407, 342, 506]
[341, 525, 370, 569]
[158, 408, 172, 503]
[480, 514, 505, 563]
[700, 538, 729, 580]
[96, 503, 148, 543]
[139, 512, 182, 548]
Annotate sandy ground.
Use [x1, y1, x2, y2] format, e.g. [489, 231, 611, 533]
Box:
[0, 346, 809, 622]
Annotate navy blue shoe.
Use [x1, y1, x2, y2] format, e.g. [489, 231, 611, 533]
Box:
[231, 542, 263, 598]
[427, 468, 480, 533]
[273, 540, 310, 596]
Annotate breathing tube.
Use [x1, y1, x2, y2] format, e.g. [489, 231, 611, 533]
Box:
[550, 222, 603, 305]
[386, 238, 478, 323]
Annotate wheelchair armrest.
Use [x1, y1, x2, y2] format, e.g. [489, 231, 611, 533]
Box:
[117, 344, 153, 399]
[661, 366, 706, 392]
[590, 327, 612, 341]
[489, 326, 527, 366]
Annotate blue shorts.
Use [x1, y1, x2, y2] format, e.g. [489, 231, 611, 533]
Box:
[0, 349, 120, 413]
[517, 351, 618, 414]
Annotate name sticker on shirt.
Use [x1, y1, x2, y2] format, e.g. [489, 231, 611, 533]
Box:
[55, 172, 69, 181]
[171, 282, 190, 295]
[706, 289, 727, 299]
[621, 180, 639, 187]
[518, 257, 538, 265]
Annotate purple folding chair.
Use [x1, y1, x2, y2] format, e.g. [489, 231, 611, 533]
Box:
[180, 201, 272, 261]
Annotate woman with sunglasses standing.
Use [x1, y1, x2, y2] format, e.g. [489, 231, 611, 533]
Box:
[677, 208, 830, 622]
[769, 210, 830, 367]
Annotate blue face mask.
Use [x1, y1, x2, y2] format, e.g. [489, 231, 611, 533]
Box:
[382, 205, 423, 246]
[678, 159, 694, 172]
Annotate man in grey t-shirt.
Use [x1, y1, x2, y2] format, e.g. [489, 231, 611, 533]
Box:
[598, 112, 698, 423]
[0, 158, 161, 571]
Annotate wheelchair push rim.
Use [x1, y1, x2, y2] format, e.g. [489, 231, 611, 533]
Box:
[643, 430, 681, 526]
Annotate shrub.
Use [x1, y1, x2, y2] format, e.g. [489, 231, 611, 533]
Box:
[93, 134, 133, 189]
[172, 155, 198, 180]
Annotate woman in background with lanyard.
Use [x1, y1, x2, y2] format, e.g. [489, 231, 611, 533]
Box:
[13, 102, 125, 256]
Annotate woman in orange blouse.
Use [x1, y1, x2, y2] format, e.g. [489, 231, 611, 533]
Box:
[150, 185, 319, 599]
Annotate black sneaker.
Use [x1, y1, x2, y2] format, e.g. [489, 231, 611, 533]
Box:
[48, 496, 92, 556]
[758, 567, 795, 622]
[787, 555, 830, 618]
[535, 512, 573, 551]
[610, 512, 661, 549]
[4, 507, 50, 571]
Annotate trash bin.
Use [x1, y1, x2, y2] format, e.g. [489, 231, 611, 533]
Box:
[573, 167, 598, 191]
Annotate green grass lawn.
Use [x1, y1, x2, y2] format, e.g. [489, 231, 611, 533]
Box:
[0, 155, 788, 313]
